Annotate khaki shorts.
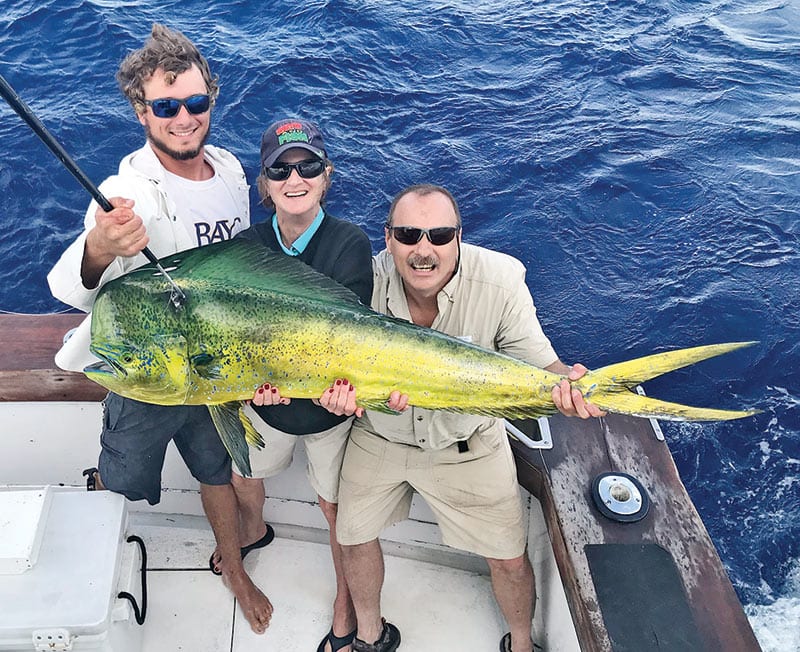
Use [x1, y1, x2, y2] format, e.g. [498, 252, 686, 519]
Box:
[336, 423, 526, 559]
[237, 404, 353, 503]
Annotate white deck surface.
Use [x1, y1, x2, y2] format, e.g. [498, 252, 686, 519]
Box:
[134, 513, 506, 651]
[1, 402, 577, 651]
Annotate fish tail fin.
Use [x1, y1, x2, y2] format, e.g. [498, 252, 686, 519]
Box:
[585, 389, 759, 421]
[576, 342, 760, 421]
[593, 341, 758, 386]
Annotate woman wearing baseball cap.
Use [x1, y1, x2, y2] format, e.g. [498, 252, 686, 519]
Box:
[210, 118, 373, 652]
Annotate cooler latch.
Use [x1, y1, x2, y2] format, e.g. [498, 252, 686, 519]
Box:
[32, 628, 73, 651]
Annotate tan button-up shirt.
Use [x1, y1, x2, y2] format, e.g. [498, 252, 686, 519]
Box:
[356, 243, 558, 450]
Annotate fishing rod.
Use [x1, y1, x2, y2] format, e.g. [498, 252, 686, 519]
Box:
[0, 72, 186, 309]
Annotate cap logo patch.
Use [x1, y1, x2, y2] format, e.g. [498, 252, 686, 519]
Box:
[276, 122, 311, 146]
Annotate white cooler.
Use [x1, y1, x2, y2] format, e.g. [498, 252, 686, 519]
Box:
[0, 489, 144, 652]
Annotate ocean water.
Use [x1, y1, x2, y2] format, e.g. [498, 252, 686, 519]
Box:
[1, 1, 797, 649]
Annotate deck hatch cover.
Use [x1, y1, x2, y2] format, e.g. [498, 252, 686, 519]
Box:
[585, 543, 704, 651]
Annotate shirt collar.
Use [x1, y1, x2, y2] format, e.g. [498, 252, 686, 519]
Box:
[272, 208, 325, 256]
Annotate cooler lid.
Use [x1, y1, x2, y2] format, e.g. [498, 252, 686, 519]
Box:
[0, 489, 127, 639]
[0, 486, 53, 574]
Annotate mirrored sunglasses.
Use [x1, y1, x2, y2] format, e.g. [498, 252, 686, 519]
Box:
[143, 94, 211, 118]
[264, 159, 326, 181]
[387, 226, 460, 246]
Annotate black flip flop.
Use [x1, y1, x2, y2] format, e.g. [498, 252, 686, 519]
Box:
[317, 627, 357, 652]
[209, 522, 275, 575]
[499, 632, 542, 651]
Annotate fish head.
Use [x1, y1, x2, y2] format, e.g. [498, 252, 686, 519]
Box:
[85, 271, 192, 405]
[85, 334, 191, 404]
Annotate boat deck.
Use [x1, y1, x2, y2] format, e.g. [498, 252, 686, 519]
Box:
[132, 512, 506, 651]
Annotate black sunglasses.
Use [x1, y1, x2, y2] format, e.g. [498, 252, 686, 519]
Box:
[264, 159, 326, 181]
[386, 225, 460, 246]
[143, 94, 211, 118]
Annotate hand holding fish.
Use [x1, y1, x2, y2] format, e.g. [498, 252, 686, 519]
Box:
[550, 363, 607, 419]
[317, 378, 361, 416]
[318, 379, 409, 418]
[251, 383, 291, 406]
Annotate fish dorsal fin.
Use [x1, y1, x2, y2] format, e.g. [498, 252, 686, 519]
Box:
[153, 238, 366, 307]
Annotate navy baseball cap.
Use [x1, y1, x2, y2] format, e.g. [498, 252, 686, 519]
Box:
[260, 119, 327, 169]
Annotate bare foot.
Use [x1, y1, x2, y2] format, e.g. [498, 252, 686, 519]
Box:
[225, 569, 273, 634]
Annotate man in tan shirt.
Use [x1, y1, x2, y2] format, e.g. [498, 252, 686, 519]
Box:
[323, 184, 602, 652]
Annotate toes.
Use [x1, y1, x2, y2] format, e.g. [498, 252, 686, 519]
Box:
[209, 549, 222, 573]
[243, 594, 273, 634]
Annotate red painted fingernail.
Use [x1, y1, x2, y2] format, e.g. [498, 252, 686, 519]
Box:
[336, 379, 341, 385]
[329, 388, 334, 393]
[343, 379, 349, 385]
[271, 388, 277, 393]
[257, 388, 264, 394]
[349, 384, 354, 391]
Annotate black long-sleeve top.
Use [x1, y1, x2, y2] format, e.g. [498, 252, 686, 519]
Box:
[237, 211, 373, 435]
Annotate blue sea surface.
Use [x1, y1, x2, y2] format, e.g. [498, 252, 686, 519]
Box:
[1, 1, 798, 648]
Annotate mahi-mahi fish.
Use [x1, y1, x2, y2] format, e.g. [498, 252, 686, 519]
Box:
[85, 238, 759, 476]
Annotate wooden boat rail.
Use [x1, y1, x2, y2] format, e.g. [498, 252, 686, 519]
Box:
[0, 313, 105, 402]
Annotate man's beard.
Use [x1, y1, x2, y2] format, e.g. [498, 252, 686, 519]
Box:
[145, 123, 210, 161]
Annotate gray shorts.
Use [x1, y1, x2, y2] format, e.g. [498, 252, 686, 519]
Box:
[98, 393, 232, 505]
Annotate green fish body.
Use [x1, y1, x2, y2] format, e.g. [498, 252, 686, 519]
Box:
[86, 239, 758, 475]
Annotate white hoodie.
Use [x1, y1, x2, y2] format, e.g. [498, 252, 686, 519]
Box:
[47, 141, 250, 372]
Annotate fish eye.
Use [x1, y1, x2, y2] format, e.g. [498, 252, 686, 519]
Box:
[122, 353, 134, 364]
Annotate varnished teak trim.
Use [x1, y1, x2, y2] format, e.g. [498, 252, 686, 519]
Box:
[0, 313, 105, 401]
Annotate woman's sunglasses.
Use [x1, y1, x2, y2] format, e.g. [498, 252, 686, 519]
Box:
[264, 159, 326, 181]
[143, 94, 211, 119]
[386, 225, 460, 246]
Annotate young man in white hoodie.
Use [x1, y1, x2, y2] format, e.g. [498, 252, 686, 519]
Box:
[47, 23, 273, 635]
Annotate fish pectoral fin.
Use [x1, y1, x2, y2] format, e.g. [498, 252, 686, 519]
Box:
[239, 405, 265, 449]
[359, 399, 403, 415]
[588, 388, 760, 422]
[191, 352, 222, 380]
[208, 402, 252, 477]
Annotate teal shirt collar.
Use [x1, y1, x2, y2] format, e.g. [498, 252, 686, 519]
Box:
[272, 208, 325, 256]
